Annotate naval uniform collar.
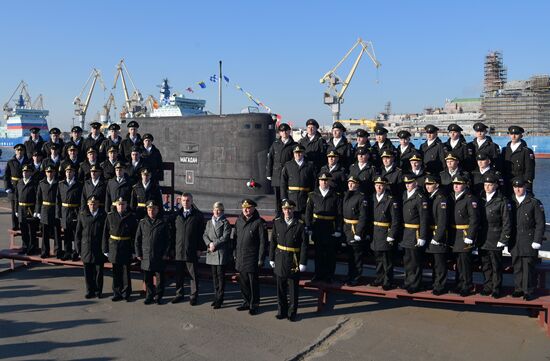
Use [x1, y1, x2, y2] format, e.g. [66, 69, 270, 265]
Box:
[510, 142, 521, 152]
[295, 159, 304, 167]
[329, 164, 338, 172]
[376, 192, 385, 202]
[91, 178, 100, 187]
[319, 187, 329, 197]
[407, 188, 417, 199]
[476, 138, 487, 147]
[358, 162, 367, 170]
[455, 191, 465, 200]
[449, 138, 459, 148]
[486, 191, 496, 203]
[515, 194, 526, 205]
[480, 167, 490, 175]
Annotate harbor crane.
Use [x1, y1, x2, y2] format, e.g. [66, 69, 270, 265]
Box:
[73, 68, 106, 130]
[112, 59, 144, 120]
[320, 38, 381, 122]
[3, 80, 32, 113]
[100, 92, 117, 125]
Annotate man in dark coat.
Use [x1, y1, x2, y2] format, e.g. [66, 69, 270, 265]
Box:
[30, 151, 45, 182]
[15, 164, 39, 255]
[342, 176, 368, 286]
[24, 127, 45, 159]
[62, 126, 86, 162]
[100, 145, 120, 181]
[439, 152, 470, 194]
[298, 118, 327, 172]
[326, 121, 353, 169]
[370, 126, 396, 168]
[171, 193, 205, 305]
[471, 153, 504, 197]
[41, 143, 63, 179]
[105, 161, 131, 211]
[82, 122, 105, 155]
[269, 199, 308, 321]
[59, 144, 81, 181]
[78, 147, 99, 183]
[420, 124, 446, 175]
[99, 123, 123, 163]
[370, 176, 401, 289]
[135, 200, 171, 304]
[449, 175, 479, 296]
[41, 128, 65, 160]
[126, 146, 149, 186]
[510, 178, 545, 301]
[444, 124, 474, 172]
[379, 150, 403, 200]
[76, 196, 107, 299]
[352, 128, 372, 160]
[4, 143, 29, 230]
[120, 120, 142, 162]
[81, 165, 107, 210]
[140, 133, 164, 182]
[280, 145, 317, 217]
[348, 147, 376, 196]
[501, 125, 535, 195]
[103, 197, 138, 301]
[396, 129, 417, 173]
[318, 151, 348, 194]
[400, 174, 429, 294]
[56, 165, 82, 261]
[305, 172, 343, 283]
[478, 174, 512, 298]
[35, 165, 62, 258]
[233, 199, 267, 315]
[424, 175, 450, 295]
[266, 123, 296, 216]
[130, 167, 163, 219]
[469, 122, 501, 171]
[408, 153, 427, 188]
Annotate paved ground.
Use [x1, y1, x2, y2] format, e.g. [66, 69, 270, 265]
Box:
[1, 199, 550, 360]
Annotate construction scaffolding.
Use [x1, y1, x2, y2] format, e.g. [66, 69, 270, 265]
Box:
[482, 52, 550, 135]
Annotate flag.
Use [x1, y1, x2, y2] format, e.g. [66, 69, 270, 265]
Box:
[186, 87, 194, 93]
[198, 81, 206, 89]
[235, 84, 243, 91]
[209, 75, 217, 82]
[223, 75, 230, 83]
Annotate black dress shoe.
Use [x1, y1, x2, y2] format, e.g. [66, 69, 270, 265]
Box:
[85, 293, 95, 299]
[125, 296, 131, 302]
[40, 252, 49, 259]
[96, 293, 103, 299]
[370, 280, 382, 287]
[56, 252, 64, 259]
[211, 301, 217, 307]
[61, 253, 71, 261]
[432, 289, 445, 296]
[382, 284, 394, 291]
[524, 294, 536, 301]
[511, 290, 524, 298]
[248, 308, 258, 315]
[491, 291, 501, 299]
[189, 297, 197, 306]
[213, 302, 222, 309]
[275, 313, 287, 320]
[71, 253, 80, 262]
[459, 289, 472, 297]
[236, 304, 249, 311]
[156, 297, 164, 305]
[480, 289, 492, 296]
[18, 248, 28, 255]
[407, 287, 419, 294]
[144, 298, 154, 305]
[171, 295, 183, 304]
[288, 314, 297, 322]
[112, 295, 123, 302]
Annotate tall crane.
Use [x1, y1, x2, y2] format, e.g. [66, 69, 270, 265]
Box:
[112, 59, 144, 120]
[3, 80, 32, 113]
[73, 68, 106, 129]
[100, 92, 117, 125]
[320, 38, 381, 122]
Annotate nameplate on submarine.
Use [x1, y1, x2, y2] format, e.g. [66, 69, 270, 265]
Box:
[180, 156, 198, 164]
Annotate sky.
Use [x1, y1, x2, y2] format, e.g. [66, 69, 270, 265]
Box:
[1, 0, 549, 129]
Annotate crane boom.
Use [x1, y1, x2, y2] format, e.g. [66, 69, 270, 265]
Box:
[112, 59, 143, 120]
[74, 68, 106, 129]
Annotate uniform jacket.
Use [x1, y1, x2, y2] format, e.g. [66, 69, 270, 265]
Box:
[103, 210, 138, 264]
[78, 160, 98, 183]
[470, 138, 501, 170]
[371, 139, 396, 168]
[126, 159, 150, 186]
[120, 134, 142, 162]
[25, 136, 45, 158]
[348, 162, 376, 195]
[269, 217, 308, 278]
[379, 164, 403, 200]
[99, 136, 123, 162]
[140, 145, 164, 182]
[510, 195, 545, 257]
[501, 140, 535, 187]
[426, 189, 450, 254]
[479, 191, 512, 251]
[420, 137, 446, 174]
[203, 215, 232, 266]
[135, 216, 171, 272]
[396, 143, 417, 173]
[62, 138, 86, 162]
[41, 140, 65, 160]
[4, 156, 29, 200]
[342, 190, 369, 242]
[36, 178, 59, 225]
[75, 208, 107, 264]
[400, 189, 430, 249]
[319, 163, 348, 194]
[280, 159, 317, 213]
[100, 159, 117, 181]
[15, 178, 37, 223]
[439, 169, 470, 194]
[173, 206, 205, 262]
[130, 181, 163, 219]
[105, 175, 132, 211]
[59, 158, 81, 181]
[449, 190, 479, 253]
[298, 132, 327, 172]
[83, 133, 105, 155]
[444, 138, 474, 171]
[471, 169, 504, 197]
[370, 192, 401, 251]
[81, 178, 107, 210]
[305, 187, 343, 239]
[266, 137, 297, 187]
[326, 136, 353, 169]
[56, 179, 83, 228]
[233, 210, 267, 273]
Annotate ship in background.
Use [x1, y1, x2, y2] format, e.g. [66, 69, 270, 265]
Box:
[1, 81, 49, 148]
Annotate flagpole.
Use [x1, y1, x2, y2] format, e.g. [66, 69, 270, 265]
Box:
[219, 60, 222, 115]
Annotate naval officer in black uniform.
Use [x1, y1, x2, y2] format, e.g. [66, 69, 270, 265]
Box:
[501, 125, 535, 195]
[298, 118, 327, 172]
[56, 164, 83, 261]
[280, 145, 317, 217]
[5, 143, 29, 230]
[35, 165, 62, 258]
[420, 124, 446, 174]
[15, 164, 38, 255]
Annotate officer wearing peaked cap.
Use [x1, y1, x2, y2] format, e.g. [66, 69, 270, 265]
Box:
[105, 161, 132, 212]
[280, 144, 317, 216]
[266, 122, 297, 217]
[100, 145, 120, 181]
[83, 122, 106, 157]
[36, 164, 62, 258]
[400, 173, 430, 294]
[15, 163, 39, 255]
[501, 125, 535, 196]
[25, 126, 45, 159]
[99, 123, 123, 163]
[471, 152, 504, 197]
[409, 152, 427, 188]
[298, 118, 327, 171]
[421, 124, 446, 174]
[348, 146, 376, 196]
[396, 129, 417, 173]
[352, 128, 372, 160]
[76, 195, 107, 299]
[269, 199, 308, 321]
[305, 171, 343, 283]
[379, 150, 403, 200]
[449, 174, 479, 297]
[478, 173, 512, 299]
[439, 151, 471, 193]
[59, 144, 81, 181]
[103, 196, 138, 301]
[371, 126, 396, 168]
[342, 175, 369, 286]
[318, 150, 348, 194]
[234, 198, 267, 315]
[445, 123, 474, 171]
[4, 143, 30, 230]
[509, 177, 545, 301]
[470, 122, 501, 171]
[424, 174, 450, 295]
[120, 120, 142, 162]
[370, 175, 402, 289]
[130, 167, 163, 220]
[42, 128, 65, 158]
[78, 146, 99, 183]
[81, 165, 106, 211]
[126, 146, 149, 186]
[140, 133, 164, 182]
[56, 163, 83, 261]
[63, 125, 86, 162]
[326, 122, 353, 169]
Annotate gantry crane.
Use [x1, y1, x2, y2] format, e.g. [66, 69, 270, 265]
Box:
[73, 68, 106, 129]
[3, 80, 32, 113]
[320, 38, 381, 122]
[100, 92, 117, 125]
[112, 59, 144, 120]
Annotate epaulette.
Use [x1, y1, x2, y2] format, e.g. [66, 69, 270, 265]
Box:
[132, 184, 138, 188]
[298, 219, 304, 224]
[274, 217, 282, 221]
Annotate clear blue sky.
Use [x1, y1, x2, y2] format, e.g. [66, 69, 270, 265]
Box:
[1, 0, 548, 129]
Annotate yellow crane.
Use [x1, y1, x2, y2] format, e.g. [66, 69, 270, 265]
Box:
[73, 68, 106, 130]
[320, 38, 381, 122]
[112, 59, 144, 120]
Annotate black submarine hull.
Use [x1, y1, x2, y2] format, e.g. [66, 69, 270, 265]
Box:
[138, 113, 276, 212]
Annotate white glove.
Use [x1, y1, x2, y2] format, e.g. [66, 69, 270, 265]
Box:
[5, 189, 12, 193]
[266, 177, 272, 180]
[353, 235, 361, 242]
[15, 212, 18, 217]
[269, 261, 275, 268]
[532, 242, 542, 250]
[341, 242, 347, 247]
[386, 237, 394, 243]
[464, 238, 474, 245]
[37, 213, 41, 219]
[332, 232, 342, 237]
[430, 239, 439, 246]
[299, 264, 307, 272]
[496, 242, 506, 248]
[416, 239, 426, 247]
[103, 252, 109, 257]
